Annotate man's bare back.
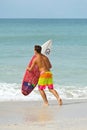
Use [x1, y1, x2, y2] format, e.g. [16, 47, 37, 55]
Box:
[34, 54, 52, 72]
[28, 53, 52, 72]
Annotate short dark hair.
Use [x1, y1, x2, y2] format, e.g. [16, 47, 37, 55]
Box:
[34, 45, 42, 53]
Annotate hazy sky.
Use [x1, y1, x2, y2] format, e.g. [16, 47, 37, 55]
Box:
[0, 0, 87, 18]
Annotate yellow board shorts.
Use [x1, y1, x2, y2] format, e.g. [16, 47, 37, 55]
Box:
[38, 71, 54, 90]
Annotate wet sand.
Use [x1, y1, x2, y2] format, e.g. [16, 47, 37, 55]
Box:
[0, 100, 87, 130]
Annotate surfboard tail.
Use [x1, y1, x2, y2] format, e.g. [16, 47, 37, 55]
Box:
[22, 82, 35, 96]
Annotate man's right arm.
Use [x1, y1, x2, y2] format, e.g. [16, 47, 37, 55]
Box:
[46, 57, 52, 69]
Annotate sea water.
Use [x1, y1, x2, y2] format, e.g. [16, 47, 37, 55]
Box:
[0, 18, 87, 101]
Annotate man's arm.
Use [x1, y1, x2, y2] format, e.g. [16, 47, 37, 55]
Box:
[47, 57, 52, 69]
[27, 59, 36, 71]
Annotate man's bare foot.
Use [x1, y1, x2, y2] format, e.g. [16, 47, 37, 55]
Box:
[58, 98, 62, 105]
[43, 102, 49, 106]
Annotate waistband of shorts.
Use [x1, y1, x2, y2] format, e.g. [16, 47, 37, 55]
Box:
[40, 71, 51, 75]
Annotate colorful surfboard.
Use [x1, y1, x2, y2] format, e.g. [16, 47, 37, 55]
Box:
[21, 40, 52, 96]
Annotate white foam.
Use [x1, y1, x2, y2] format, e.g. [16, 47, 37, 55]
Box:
[0, 83, 87, 101]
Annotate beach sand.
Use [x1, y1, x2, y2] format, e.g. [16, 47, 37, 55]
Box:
[0, 100, 87, 130]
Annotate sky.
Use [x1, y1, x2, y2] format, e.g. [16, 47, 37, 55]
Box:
[0, 0, 87, 18]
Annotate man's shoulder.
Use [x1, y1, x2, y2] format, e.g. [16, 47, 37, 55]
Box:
[41, 54, 47, 58]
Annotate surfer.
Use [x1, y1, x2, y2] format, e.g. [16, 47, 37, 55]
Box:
[27, 45, 62, 106]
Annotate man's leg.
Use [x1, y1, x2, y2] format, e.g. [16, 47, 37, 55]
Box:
[39, 89, 49, 106]
[49, 88, 62, 105]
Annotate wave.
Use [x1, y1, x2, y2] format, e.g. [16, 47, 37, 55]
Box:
[0, 83, 87, 101]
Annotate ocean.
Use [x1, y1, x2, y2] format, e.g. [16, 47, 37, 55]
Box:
[0, 18, 87, 101]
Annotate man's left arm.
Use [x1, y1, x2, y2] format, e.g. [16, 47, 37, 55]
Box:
[27, 59, 36, 71]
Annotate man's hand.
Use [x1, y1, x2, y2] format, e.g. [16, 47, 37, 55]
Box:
[27, 67, 31, 71]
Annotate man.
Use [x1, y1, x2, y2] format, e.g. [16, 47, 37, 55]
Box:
[27, 45, 62, 106]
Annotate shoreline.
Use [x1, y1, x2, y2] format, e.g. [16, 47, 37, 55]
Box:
[0, 99, 87, 130]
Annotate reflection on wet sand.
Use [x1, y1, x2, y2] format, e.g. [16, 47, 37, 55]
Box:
[25, 106, 53, 123]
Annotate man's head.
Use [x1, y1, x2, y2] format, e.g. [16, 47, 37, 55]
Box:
[34, 45, 42, 54]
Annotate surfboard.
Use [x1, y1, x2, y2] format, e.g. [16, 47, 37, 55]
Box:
[21, 40, 52, 96]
